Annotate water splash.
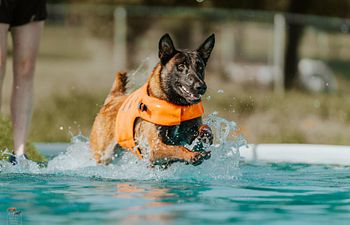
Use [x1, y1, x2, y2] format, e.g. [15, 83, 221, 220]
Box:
[205, 112, 247, 149]
[0, 114, 246, 181]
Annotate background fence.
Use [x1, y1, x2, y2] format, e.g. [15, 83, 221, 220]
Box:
[41, 4, 350, 91]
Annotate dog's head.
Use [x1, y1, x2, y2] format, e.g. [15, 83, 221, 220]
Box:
[157, 33, 215, 106]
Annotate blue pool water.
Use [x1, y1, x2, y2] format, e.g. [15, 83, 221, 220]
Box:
[1, 141, 350, 225]
[1, 114, 349, 225]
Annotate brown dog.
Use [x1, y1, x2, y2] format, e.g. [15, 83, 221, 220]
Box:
[90, 33, 215, 167]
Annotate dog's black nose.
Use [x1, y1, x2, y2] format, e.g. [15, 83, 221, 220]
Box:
[194, 82, 207, 94]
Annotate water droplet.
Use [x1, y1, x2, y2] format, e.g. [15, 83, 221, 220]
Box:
[59, 126, 64, 130]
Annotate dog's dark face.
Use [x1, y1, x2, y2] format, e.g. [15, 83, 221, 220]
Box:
[158, 34, 215, 106]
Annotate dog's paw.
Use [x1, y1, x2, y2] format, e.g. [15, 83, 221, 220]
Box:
[190, 125, 213, 152]
[189, 152, 204, 166]
[188, 151, 211, 166]
[199, 125, 213, 146]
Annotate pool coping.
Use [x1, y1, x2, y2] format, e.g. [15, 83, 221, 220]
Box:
[35, 143, 350, 166]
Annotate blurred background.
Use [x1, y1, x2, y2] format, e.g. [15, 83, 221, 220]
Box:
[2, 0, 350, 145]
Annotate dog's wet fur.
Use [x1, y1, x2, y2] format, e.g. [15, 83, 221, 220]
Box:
[90, 33, 215, 167]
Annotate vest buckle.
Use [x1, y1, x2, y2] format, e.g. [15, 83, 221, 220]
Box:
[138, 102, 148, 112]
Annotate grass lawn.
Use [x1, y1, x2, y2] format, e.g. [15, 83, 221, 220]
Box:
[1, 24, 350, 147]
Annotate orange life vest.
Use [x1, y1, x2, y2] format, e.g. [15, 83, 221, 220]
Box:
[115, 81, 204, 159]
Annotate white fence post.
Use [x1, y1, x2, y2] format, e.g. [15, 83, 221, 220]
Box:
[220, 22, 236, 65]
[113, 7, 127, 71]
[273, 14, 286, 95]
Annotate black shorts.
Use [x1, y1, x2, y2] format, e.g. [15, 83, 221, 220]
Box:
[0, 0, 47, 27]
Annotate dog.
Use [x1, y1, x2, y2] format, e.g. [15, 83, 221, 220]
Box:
[89, 33, 215, 167]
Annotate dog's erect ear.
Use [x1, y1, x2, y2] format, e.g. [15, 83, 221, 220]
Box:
[197, 34, 215, 64]
[158, 33, 177, 65]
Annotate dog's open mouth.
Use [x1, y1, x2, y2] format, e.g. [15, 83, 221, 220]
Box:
[177, 84, 201, 103]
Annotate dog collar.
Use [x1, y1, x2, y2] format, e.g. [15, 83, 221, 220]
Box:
[115, 81, 204, 159]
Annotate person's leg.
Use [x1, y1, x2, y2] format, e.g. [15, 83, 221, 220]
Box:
[11, 21, 43, 156]
[0, 24, 9, 111]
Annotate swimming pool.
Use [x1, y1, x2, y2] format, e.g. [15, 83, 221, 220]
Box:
[1, 140, 350, 225]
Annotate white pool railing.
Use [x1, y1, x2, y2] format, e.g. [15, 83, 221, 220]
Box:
[240, 144, 350, 166]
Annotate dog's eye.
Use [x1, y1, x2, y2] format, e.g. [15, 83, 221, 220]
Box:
[177, 64, 185, 71]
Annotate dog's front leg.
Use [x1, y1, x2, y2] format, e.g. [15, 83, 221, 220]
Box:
[151, 142, 208, 166]
[144, 125, 210, 166]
